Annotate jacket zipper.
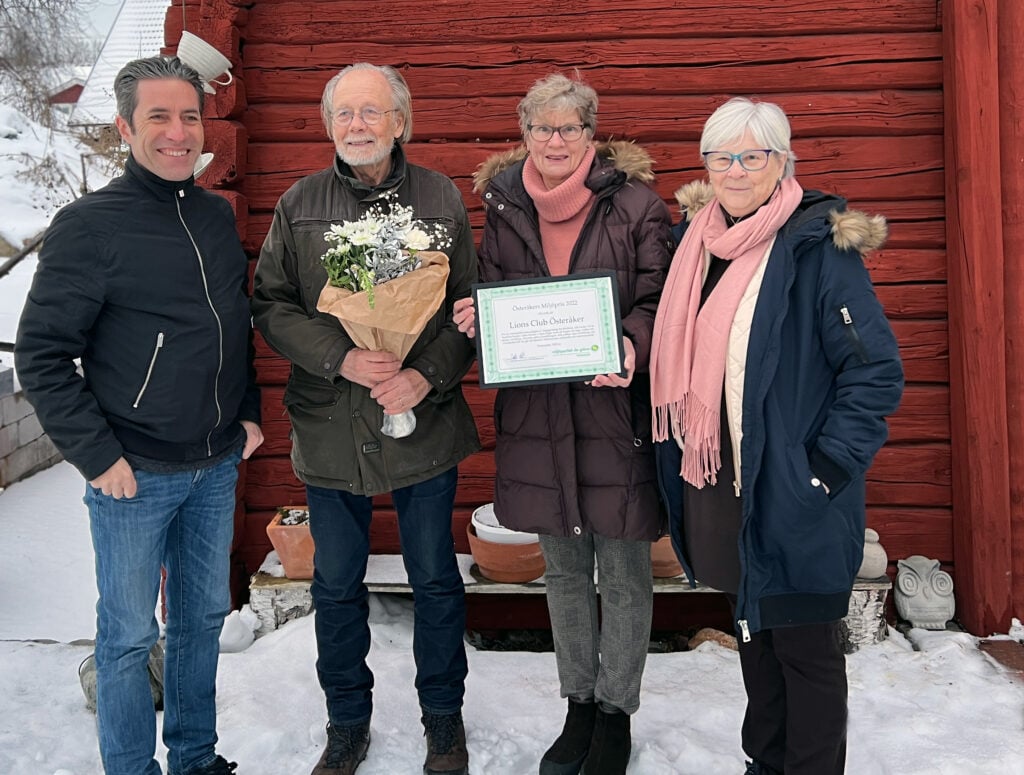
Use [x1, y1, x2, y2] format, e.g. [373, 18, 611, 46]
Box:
[839, 305, 870, 364]
[132, 332, 165, 408]
[176, 190, 224, 456]
[738, 619, 751, 643]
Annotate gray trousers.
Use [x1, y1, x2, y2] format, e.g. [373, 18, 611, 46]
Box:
[539, 533, 654, 714]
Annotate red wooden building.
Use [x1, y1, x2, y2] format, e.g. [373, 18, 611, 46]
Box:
[160, 0, 1021, 636]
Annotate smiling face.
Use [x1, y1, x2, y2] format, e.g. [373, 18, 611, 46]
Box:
[524, 107, 592, 190]
[707, 129, 787, 218]
[115, 78, 203, 182]
[330, 69, 405, 184]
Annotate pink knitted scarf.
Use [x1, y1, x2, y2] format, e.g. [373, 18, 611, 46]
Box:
[650, 177, 804, 487]
[523, 145, 597, 275]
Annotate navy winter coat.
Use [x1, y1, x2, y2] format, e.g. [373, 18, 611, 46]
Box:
[656, 186, 904, 639]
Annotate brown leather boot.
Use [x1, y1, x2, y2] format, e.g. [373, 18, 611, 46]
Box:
[310, 722, 370, 775]
[421, 711, 469, 775]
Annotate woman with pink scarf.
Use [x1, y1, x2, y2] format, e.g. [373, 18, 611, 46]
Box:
[651, 98, 903, 775]
[454, 73, 672, 775]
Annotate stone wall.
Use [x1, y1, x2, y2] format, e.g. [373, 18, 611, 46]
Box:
[0, 366, 62, 488]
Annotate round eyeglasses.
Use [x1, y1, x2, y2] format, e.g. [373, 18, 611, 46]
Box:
[332, 107, 396, 126]
[702, 149, 774, 172]
[526, 124, 588, 142]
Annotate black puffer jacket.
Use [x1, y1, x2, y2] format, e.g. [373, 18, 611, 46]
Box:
[15, 155, 260, 480]
[473, 141, 673, 540]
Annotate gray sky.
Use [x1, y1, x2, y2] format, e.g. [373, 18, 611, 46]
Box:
[81, 0, 123, 40]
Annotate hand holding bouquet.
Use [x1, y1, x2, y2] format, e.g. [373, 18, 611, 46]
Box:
[316, 195, 452, 438]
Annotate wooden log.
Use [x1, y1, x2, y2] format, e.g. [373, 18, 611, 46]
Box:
[943, 0, 1013, 635]
[240, 91, 942, 143]
[243, 0, 939, 45]
[200, 119, 246, 187]
[241, 32, 941, 101]
[867, 444, 950, 506]
[868, 506, 952, 561]
[876, 284, 946, 319]
[886, 385, 950, 443]
[864, 249, 945, 284]
[998, 0, 1024, 631]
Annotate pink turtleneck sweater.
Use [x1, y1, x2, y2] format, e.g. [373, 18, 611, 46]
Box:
[521, 144, 597, 276]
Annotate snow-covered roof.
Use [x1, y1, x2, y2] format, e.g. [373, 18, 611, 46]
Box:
[70, 0, 170, 127]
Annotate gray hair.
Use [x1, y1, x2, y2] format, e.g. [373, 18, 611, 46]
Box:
[114, 57, 204, 130]
[320, 63, 413, 144]
[517, 73, 598, 138]
[700, 97, 797, 178]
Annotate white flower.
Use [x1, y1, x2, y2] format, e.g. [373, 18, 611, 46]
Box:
[404, 228, 431, 251]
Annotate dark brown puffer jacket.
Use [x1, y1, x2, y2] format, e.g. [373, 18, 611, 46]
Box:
[473, 141, 673, 540]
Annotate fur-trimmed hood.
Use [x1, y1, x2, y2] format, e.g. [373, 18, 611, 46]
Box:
[673, 179, 888, 255]
[473, 140, 656, 194]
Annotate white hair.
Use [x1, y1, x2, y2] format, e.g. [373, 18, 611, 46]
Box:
[700, 97, 796, 178]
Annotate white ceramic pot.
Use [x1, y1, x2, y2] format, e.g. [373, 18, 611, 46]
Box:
[470, 502, 539, 545]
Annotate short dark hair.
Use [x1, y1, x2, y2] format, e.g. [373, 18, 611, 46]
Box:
[114, 57, 205, 129]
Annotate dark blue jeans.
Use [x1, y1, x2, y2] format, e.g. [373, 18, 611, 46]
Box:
[306, 467, 467, 726]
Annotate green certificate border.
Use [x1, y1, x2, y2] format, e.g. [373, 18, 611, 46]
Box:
[472, 272, 624, 388]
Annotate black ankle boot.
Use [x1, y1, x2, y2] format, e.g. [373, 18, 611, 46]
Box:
[539, 699, 598, 775]
[580, 708, 630, 775]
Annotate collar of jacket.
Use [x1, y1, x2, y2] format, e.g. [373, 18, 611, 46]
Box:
[473, 139, 658, 199]
[673, 179, 888, 255]
[123, 153, 196, 202]
[332, 143, 408, 202]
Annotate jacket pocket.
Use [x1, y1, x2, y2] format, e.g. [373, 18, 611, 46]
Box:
[785, 442, 831, 510]
[132, 332, 165, 409]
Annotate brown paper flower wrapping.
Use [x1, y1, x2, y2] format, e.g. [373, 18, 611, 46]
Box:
[316, 251, 450, 361]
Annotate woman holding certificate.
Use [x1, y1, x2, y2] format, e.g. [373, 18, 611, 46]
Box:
[651, 97, 903, 775]
[453, 73, 672, 775]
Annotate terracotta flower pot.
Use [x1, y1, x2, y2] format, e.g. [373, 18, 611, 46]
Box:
[466, 523, 545, 583]
[651, 535, 683, 578]
[266, 506, 315, 580]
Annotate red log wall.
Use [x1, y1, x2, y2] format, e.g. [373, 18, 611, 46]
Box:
[167, 0, 1016, 628]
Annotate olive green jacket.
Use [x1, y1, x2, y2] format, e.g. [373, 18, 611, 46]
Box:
[252, 147, 480, 495]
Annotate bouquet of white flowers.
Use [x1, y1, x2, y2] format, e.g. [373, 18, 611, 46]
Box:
[320, 196, 451, 308]
[316, 196, 453, 439]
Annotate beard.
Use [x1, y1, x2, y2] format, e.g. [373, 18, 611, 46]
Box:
[336, 132, 395, 169]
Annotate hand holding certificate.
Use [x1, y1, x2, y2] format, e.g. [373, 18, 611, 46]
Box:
[471, 272, 625, 388]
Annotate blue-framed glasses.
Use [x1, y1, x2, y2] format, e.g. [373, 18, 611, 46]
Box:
[702, 149, 773, 172]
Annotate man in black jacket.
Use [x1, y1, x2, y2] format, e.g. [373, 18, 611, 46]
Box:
[15, 56, 262, 775]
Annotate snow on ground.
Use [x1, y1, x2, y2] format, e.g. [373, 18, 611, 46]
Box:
[0, 461, 1022, 774]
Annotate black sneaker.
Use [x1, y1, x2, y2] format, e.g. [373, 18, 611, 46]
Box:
[311, 722, 371, 775]
[421, 711, 469, 775]
[188, 756, 238, 775]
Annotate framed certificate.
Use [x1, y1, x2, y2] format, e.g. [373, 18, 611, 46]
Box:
[472, 272, 624, 388]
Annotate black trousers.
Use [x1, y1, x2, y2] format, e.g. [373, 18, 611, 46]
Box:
[737, 620, 848, 775]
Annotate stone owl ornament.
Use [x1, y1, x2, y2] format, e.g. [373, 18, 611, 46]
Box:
[894, 555, 955, 629]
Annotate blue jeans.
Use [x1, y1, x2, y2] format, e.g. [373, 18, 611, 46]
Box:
[306, 467, 467, 726]
[86, 453, 239, 775]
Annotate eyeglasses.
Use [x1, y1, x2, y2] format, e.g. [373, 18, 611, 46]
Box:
[526, 124, 588, 142]
[702, 149, 774, 172]
[332, 107, 396, 126]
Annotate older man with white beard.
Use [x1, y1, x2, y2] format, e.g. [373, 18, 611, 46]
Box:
[251, 64, 479, 775]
